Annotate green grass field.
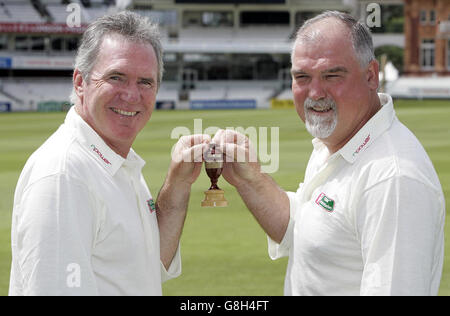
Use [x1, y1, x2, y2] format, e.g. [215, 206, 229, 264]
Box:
[0, 99, 449, 296]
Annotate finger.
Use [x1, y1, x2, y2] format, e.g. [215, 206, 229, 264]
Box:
[172, 134, 207, 162]
[222, 143, 249, 163]
[181, 134, 211, 148]
[224, 129, 247, 146]
[182, 142, 210, 163]
[211, 129, 225, 145]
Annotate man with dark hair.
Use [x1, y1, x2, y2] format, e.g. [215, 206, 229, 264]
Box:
[214, 11, 445, 295]
[9, 11, 209, 296]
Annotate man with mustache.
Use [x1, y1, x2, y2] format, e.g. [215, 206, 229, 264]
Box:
[213, 11, 445, 295]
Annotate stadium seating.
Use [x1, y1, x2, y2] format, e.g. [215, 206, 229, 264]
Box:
[0, 1, 288, 111]
[44, 0, 113, 24]
[0, 1, 46, 23]
[387, 76, 450, 99]
[0, 78, 72, 111]
[46, 3, 73, 23]
[0, 4, 301, 110]
[276, 89, 293, 100]
[188, 81, 277, 108]
[0, 78, 279, 110]
[156, 82, 179, 104]
[167, 25, 292, 54]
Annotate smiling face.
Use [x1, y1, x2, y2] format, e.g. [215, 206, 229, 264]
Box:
[73, 33, 159, 158]
[291, 18, 380, 153]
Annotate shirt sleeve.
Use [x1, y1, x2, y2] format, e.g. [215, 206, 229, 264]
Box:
[160, 243, 182, 283]
[356, 176, 445, 296]
[11, 173, 100, 295]
[267, 189, 300, 260]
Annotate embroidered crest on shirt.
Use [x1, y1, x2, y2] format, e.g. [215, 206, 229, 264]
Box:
[315, 193, 335, 212]
[147, 198, 156, 213]
[90, 144, 112, 165]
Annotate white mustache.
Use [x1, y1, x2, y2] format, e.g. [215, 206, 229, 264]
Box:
[304, 98, 336, 112]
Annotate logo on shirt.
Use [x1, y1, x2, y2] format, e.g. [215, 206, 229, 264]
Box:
[90, 144, 112, 165]
[147, 198, 156, 213]
[353, 134, 371, 157]
[315, 193, 335, 212]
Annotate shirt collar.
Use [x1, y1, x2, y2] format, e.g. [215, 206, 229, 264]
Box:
[64, 106, 145, 176]
[123, 148, 146, 179]
[339, 93, 395, 163]
[311, 93, 395, 164]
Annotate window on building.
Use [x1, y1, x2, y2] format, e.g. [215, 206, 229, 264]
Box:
[15, 36, 28, 51]
[420, 39, 435, 70]
[66, 37, 79, 51]
[30, 36, 45, 51]
[240, 11, 290, 26]
[174, 53, 285, 81]
[13, 35, 49, 52]
[51, 38, 63, 51]
[202, 11, 233, 27]
[183, 11, 202, 26]
[183, 11, 233, 27]
[447, 39, 450, 70]
[429, 10, 436, 25]
[420, 10, 427, 25]
[49, 37, 80, 52]
[134, 9, 177, 27]
[0, 35, 7, 50]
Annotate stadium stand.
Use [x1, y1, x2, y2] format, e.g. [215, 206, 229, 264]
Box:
[43, 0, 114, 24]
[3, 0, 434, 112]
[387, 76, 450, 99]
[277, 89, 293, 100]
[46, 2, 75, 23]
[0, 77, 72, 111]
[0, 1, 46, 23]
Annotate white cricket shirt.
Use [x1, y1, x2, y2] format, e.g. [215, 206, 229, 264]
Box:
[269, 93, 445, 296]
[9, 107, 181, 296]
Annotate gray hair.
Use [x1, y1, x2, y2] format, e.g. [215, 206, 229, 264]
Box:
[292, 11, 375, 67]
[70, 11, 164, 105]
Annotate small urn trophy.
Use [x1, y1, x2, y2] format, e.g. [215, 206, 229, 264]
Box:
[201, 143, 228, 207]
